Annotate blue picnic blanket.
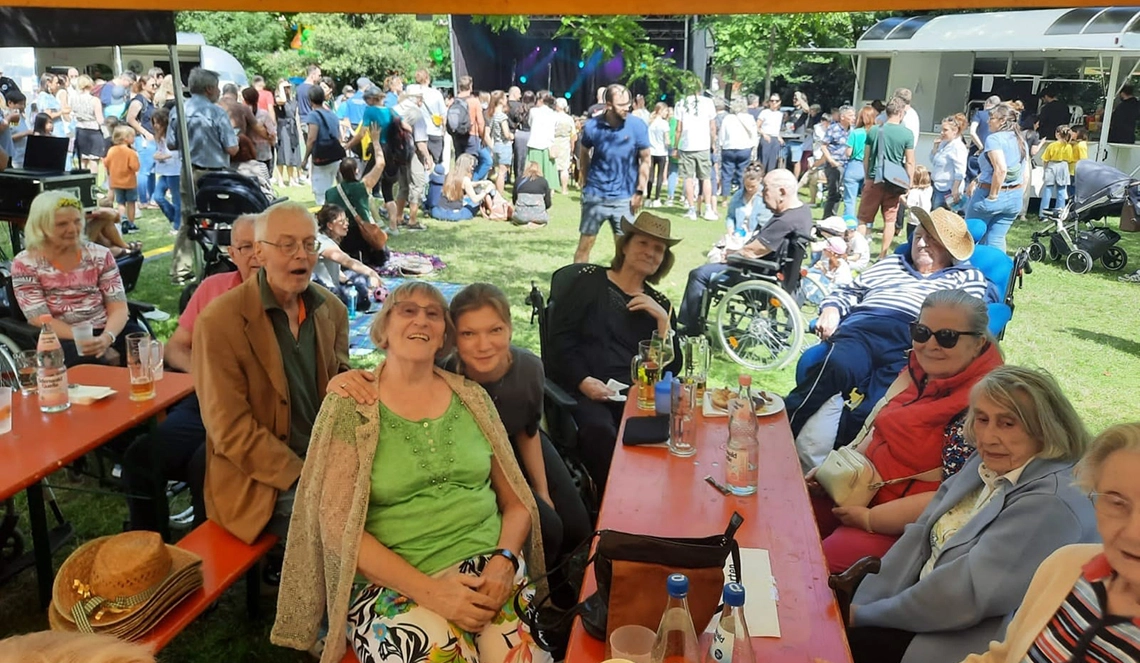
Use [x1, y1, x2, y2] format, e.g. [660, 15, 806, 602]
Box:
[348, 278, 467, 355]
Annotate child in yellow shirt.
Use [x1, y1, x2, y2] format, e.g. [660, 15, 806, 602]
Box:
[1039, 125, 1072, 215]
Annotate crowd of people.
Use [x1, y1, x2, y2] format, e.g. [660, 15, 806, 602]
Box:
[6, 60, 1140, 663]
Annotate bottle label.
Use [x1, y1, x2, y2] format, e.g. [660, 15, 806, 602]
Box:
[710, 626, 734, 663]
[38, 369, 68, 406]
[727, 446, 750, 486]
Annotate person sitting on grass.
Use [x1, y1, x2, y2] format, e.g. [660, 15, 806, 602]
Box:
[102, 124, 140, 235]
[512, 160, 552, 226]
[10, 191, 138, 367]
[324, 157, 393, 263]
[725, 164, 772, 236]
[312, 203, 384, 313]
[431, 153, 494, 221]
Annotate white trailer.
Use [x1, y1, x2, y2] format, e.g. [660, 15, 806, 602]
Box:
[834, 7, 1140, 187]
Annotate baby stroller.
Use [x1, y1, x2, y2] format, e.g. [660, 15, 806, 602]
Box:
[1029, 160, 1133, 274]
[179, 171, 284, 310]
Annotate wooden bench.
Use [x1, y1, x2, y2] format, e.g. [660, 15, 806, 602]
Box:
[142, 520, 278, 651]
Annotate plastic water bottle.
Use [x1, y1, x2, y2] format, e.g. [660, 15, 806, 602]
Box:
[346, 288, 358, 320]
[708, 583, 754, 663]
[655, 371, 674, 415]
[652, 574, 701, 663]
[725, 375, 759, 495]
[36, 317, 70, 413]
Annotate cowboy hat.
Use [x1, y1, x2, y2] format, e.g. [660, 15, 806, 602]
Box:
[51, 532, 202, 640]
[910, 207, 974, 262]
[619, 211, 681, 247]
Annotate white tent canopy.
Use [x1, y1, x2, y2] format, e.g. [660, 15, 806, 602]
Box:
[857, 7, 1140, 54]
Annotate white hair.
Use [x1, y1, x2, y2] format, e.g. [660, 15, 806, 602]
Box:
[254, 201, 317, 241]
[187, 68, 220, 95]
[764, 168, 799, 195]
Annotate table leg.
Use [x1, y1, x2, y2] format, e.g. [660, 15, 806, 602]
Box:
[26, 481, 53, 609]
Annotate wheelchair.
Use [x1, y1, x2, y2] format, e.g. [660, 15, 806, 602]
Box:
[694, 235, 812, 371]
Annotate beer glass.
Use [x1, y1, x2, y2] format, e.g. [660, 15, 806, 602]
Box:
[126, 333, 157, 401]
[630, 339, 663, 410]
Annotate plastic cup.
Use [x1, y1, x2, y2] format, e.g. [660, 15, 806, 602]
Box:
[72, 321, 95, 355]
[609, 625, 655, 663]
[0, 387, 11, 434]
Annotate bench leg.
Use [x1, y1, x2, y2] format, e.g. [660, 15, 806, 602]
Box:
[245, 565, 261, 618]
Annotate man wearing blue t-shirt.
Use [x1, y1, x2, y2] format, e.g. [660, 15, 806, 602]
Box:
[575, 84, 651, 263]
[344, 87, 391, 198]
[337, 77, 370, 157]
[295, 65, 321, 133]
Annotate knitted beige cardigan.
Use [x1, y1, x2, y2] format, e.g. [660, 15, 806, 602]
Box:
[270, 363, 547, 663]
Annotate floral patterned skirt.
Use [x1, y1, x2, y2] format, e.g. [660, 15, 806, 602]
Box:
[346, 554, 552, 663]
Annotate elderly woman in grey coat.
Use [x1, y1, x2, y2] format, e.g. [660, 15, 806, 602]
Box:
[845, 366, 1098, 663]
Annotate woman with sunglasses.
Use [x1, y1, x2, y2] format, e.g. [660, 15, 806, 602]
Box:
[843, 366, 1096, 663]
[273, 281, 550, 663]
[807, 289, 1003, 573]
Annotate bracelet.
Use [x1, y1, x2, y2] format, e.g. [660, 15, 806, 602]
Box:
[491, 548, 520, 573]
[104, 330, 116, 344]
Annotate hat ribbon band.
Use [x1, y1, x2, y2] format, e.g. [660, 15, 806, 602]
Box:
[71, 585, 161, 633]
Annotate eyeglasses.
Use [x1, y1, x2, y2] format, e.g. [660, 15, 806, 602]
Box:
[1090, 492, 1134, 521]
[230, 243, 256, 257]
[909, 323, 984, 349]
[258, 239, 319, 255]
[769, 98, 781, 104]
[393, 301, 445, 321]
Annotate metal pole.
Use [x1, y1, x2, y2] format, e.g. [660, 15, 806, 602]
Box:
[113, 46, 123, 75]
[1099, 54, 1122, 162]
[168, 45, 197, 225]
[448, 15, 458, 86]
[684, 16, 691, 79]
[853, 54, 866, 107]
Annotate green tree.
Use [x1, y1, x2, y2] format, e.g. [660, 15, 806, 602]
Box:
[705, 13, 878, 99]
[175, 11, 289, 75]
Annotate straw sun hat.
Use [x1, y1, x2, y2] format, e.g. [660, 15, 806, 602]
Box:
[620, 211, 682, 246]
[910, 206, 975, 262]
[49, 531, 202, 641]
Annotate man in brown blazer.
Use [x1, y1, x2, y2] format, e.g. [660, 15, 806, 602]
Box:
[192, 201, 350, 543]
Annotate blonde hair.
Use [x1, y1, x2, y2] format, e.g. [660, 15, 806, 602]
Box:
[1074, 423, 1140, 492]
[111, 124, 135, 146]
[964, 366, 1090, 463]
[449, 282, 512, 332]
[443, 154, 475, 201]
[0, 631, 155, 663]
[24, 190, 85, 251]
[370, 281, 456, 358]
[912, 164, 932, 188]
[75, 75, 94, 92]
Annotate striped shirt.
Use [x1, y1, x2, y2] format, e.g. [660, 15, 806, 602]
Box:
[11, 243, 126, 327]
[821, 254, 988, 320]
[1022, 554, 1140, 663]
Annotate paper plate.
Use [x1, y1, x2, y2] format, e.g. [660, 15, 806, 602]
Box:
[703, 391, 785, 418]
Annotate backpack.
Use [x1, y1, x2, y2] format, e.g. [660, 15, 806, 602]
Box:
[446, 97, 471, 137]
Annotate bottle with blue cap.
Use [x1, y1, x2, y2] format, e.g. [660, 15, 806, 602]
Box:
[651, 573, 701, 663]
[708, 583, 754, 663]
[655, 371, 674, 415]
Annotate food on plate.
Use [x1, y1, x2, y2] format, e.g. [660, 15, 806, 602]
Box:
[711, 387, 733, 410]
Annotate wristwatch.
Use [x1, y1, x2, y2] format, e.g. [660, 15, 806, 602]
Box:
[491, 548, 520, 572]
[636, 190, 646, 197]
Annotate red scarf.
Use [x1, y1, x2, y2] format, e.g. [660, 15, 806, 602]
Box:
[865, 342, 1004, 505]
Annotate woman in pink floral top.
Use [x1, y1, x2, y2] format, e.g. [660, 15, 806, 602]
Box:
[11, 191, 137, 366]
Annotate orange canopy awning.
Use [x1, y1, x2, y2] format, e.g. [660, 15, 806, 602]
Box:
[0, 0, 1108, 15]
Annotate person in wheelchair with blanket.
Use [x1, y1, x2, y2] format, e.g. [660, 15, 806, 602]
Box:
[787, 207, 991, 454]
[678, 169, 814, 334]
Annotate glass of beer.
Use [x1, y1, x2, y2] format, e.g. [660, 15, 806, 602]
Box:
[630, 339, 663, 411]
[15, 350, 38, 395]
[126, 333, 156, 401]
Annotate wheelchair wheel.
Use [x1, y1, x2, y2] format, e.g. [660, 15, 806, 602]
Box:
[1066, 249, 1093, 274]
[1102, 246, 1128, 272]
[797, 273, 829, 318]
[1027, 241, 1046, 262]
[715, 280, 804, 371]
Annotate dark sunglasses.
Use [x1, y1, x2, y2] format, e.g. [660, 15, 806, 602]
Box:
[910, 323, 983, 349]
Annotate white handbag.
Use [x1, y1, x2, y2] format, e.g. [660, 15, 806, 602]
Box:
[815, 446, 943, 508]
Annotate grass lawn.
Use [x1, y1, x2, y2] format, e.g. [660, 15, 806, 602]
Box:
[3, 182, 1140, 660]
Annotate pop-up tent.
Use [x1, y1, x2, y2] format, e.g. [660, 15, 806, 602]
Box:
[1, 8, 197, 231]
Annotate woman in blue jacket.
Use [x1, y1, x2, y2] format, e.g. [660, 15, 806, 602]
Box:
[724, 164, 771, 236]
